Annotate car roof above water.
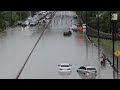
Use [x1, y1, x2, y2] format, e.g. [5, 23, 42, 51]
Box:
[81, 65, 96, 68]
[60, 63, 70, 65]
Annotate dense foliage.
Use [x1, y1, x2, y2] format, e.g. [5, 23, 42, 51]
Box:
[77, 11, 120, 34]
[0, 11, 29, 32]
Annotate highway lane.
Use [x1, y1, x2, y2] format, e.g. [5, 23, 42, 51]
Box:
[19, 11, 114, 79]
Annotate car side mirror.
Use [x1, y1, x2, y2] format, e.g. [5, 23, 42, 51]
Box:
[58, 65, 60, 66]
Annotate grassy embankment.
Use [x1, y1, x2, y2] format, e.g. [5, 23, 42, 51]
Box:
[90, 37, 120, 51]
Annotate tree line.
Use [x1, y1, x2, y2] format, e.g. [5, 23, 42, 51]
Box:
[77, 11, 120, 34]
[0, 11, 29, 32]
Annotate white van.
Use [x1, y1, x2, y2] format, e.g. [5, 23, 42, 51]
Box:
[82, 24, 86, 33]
[82, 24, 86, 29]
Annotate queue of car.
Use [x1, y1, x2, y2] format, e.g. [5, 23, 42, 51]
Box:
[58, 63, 97, 78]
[17, 11, 55, 27]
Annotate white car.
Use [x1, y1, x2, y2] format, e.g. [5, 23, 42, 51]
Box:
[82, 24, 86, 33]
[58, 63, 72, 72]
[69, 25, 79, 32]
[77, 65, 97, 75]
[82, 24, 86, 29]
[30, 22, 37, 26]
[41, 11, 47, 13]
[41, 11, 47, 15]
[69, 25, 78, 30]
[45, 16, 50, 19]
[25, 20, 29, 25]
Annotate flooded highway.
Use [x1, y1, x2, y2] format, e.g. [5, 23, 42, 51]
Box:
[18, 11, 114, 79]
[0, 11, 115, 79]
[0, 23, 46, 78]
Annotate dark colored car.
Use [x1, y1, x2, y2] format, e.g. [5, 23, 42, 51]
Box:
[17, 21, 22, 25]
[21, 22, 27, 27]
[63, 31, 72, 36]
[74, 15, 78, 19]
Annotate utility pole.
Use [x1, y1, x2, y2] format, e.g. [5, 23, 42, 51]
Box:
[97, 11, 100, 79]
[10, 11, 12, 26]
[29, 11, 32, 17]
[97, 11, 100, 52]
[20, 11, 22, 21]
[86, 11, 88, 35]
[111, 12, 118, 68]
[110, 11, 111, 34]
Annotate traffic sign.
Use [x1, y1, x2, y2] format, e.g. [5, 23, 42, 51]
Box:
[79, 26, 83, 31]
[111, 13, 118, 20]
[114, 50, 120, 57]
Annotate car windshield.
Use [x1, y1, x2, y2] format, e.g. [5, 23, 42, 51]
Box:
[61, 65, 69, 67]
[87, 68, 96, 70]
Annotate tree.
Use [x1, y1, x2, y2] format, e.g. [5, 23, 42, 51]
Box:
[0, 11, 29, 32]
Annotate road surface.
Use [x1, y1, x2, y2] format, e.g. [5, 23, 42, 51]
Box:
[17, 11, 114, 79]
[0, 21, 47, 78]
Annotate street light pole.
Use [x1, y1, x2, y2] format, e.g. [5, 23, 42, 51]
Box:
[112, 21, 115, 68]
[86, 11, 88, 35]
[110, 11, 111, 34]
[97, 11, 100, 79]
[97, 11, 100, 52]
[10, 11, 12, 26]
[29, 11, 32, 17]
[111, 12, 118, 68]
[20, 11, 22, 21]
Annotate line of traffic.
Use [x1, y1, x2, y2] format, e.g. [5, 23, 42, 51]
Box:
[15, 12, 57, 79]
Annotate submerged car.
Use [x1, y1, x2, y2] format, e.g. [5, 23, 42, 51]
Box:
[77, 65, 97, 76]
[30, 22, 37, 26]
[58, 63, 72, 72]
[17, 21, 22, 25]
[63, 31, 72, 36]
[69, 25, 79, 32]
[21, 22, 27, 27]
[82, 24, 86, 29]
[74, 15, 78, 19]
[45, 16, 50, 19]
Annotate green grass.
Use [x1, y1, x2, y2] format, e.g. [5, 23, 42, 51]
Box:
[90, 37, 120, 51]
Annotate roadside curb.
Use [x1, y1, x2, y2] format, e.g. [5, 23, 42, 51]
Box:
[85, 34, 118, 72]
[76, 11, 114, 70]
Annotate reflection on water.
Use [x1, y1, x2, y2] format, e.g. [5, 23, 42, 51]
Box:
[21, 27, 28, 32]
[101, 64, 106, 70]
[77, 72, 97, 79]
[58, 71, 72, 78]
[113, 70, 120, 79]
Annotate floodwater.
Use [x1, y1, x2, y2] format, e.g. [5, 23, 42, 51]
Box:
[18, 11, 114, 79]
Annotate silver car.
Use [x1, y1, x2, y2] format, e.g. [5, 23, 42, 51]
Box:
[77, 65, 97, 76]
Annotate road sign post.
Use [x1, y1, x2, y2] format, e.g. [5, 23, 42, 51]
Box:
[117, 57, 118, 72]
[114, 50, 120, 73]
[79, 26, 83, 31]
